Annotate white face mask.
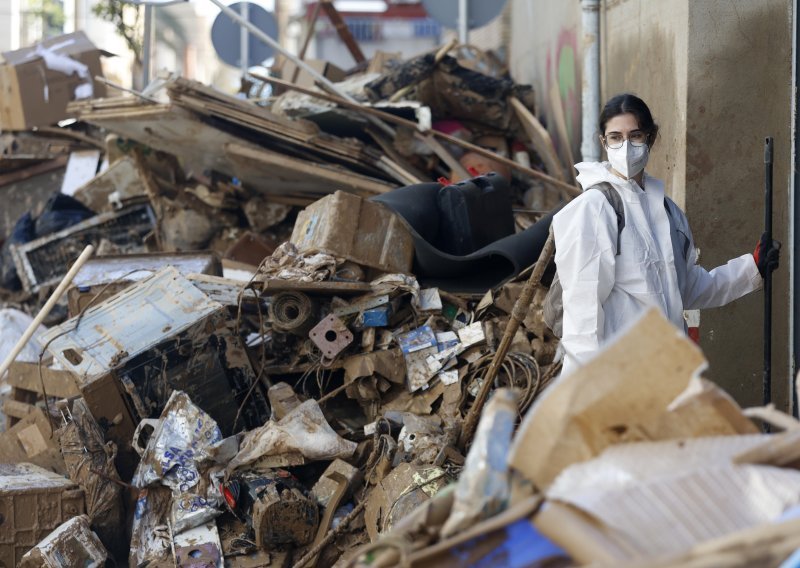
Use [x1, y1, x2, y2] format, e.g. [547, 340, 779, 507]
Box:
[607, 140, 649, 179]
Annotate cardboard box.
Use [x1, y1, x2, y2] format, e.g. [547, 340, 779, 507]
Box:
[279, 58, 346, 90]
[290, 190, 414, 274]
[0, 31, 107, 131]
[0, 463, 85, 566]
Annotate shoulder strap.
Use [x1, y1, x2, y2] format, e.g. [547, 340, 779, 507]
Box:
[592, 182, 625, 256]
[663, 198, 691, 260]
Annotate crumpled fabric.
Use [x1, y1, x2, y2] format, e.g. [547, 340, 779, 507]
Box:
[259, 242, 338, 282]
[226, 399, 357, 474]
[552, 161, 761, 377]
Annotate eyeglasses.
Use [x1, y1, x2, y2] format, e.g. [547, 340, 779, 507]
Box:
[602, 130, 650, 149]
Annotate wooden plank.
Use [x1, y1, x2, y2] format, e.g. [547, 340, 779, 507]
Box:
[258, 278, 373, 295]
[225, 142, 394, 196]
[320, 0, 367, 64]
[77, 106, 372, 197]
[6, 361, 81, 398]
[249, 73, 582, 198]
[0, 156, 68, 187]
[509, 96, 567, 183]
[4, 399, 36, 420]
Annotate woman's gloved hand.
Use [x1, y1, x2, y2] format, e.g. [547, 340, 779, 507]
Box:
[754, 232, 781, 277]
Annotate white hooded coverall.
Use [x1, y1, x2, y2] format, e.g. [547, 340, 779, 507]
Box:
[552, 161, 762, 377]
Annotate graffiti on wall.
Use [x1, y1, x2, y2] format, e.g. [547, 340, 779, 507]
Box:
[545, 28, 581, 157]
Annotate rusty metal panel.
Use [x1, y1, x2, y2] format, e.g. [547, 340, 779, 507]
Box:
[67, 251, 221, 316]
[43, 267, 269, 478]
[10, 204, 155, 293]
[43, 267, 223, 383]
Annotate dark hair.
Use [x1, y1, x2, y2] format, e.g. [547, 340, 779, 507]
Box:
[599, 93, 659, 145]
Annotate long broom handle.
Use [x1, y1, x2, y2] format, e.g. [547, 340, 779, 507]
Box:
[458, 230, 556, 449]
[764, 137, 774, 407]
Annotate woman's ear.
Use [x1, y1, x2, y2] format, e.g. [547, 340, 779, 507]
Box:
[649, 125, 660, 148]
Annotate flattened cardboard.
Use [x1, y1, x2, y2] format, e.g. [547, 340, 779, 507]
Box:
[0, 407, 65, 474]
[508, 308, 706, 490]
[541, 436, 800, 561]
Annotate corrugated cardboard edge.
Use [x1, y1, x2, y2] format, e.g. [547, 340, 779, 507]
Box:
[508, 308, 707, 490]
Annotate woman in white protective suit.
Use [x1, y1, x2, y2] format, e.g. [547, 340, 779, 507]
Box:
[552, 93, 780, 377]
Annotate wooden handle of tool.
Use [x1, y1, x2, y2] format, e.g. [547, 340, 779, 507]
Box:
[458, 230, 555, 449]
[0, 244, 94, 380]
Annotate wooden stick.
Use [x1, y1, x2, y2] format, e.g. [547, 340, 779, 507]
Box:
[458, 230, 555, 449]
[0, 245, 95, 381]
[509, 96, 566, 182]
[289, 1, 323, 84]
[320, 0, 366, 64]
[250, 73, 581, 198]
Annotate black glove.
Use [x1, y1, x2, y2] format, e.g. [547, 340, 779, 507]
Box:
[753, 232, 781, 277]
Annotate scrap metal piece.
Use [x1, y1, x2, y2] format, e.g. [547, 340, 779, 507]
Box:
[269, 291, 317, 335]
[174, 522, 224, 568]
[309, 314, 353, 359]
[18, 515, 107, 568]
[10, 204, 156, 293]
[232, 472, 320, 549]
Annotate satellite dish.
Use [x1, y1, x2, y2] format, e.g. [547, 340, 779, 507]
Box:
[211, 2, 277, 68]
[421, 0, 507, 30]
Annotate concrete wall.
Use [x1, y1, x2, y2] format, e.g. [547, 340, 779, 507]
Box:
[602, 0, 689, 207]
[510, 0, 794, 410]
[509, 0, 582, 168]
[682, 0, 792, 409]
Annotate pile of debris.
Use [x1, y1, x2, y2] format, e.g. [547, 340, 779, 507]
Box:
[5, 29, 800, 568]
[349, 308, 800, 567]
[0, 31, 571, 566]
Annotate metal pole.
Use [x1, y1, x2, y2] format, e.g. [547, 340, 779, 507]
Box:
[580, 0, 601, 162]
[765, 136, 775, 409]
[142, 4, 154, 87]
[240, 1, 249, 77]
[205, 0, 359, 103]
[458, 0, 468, 44]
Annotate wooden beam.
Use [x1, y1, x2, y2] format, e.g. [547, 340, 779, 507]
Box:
[290, 1, 324, 83]
[0, 156, 68, 187]
[249, 73, 582, 198]
[509, 96, 567, 183]
[319, 0, 366, 64]
[225, 142, 394, 195]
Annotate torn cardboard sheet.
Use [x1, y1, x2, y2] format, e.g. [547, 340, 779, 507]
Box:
[547, 460, 800, 559]
[508, 308, 707, 490]
[226, 399, 357, 473]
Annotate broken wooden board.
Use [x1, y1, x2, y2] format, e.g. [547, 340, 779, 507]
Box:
[226, 143, 394, 197]
[5, 362, 80, 399]
[0, 407, 66, 474]
[74, 102, 396, 198]
[258, 278, 373, 295]
[509, 96, 566, 183]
